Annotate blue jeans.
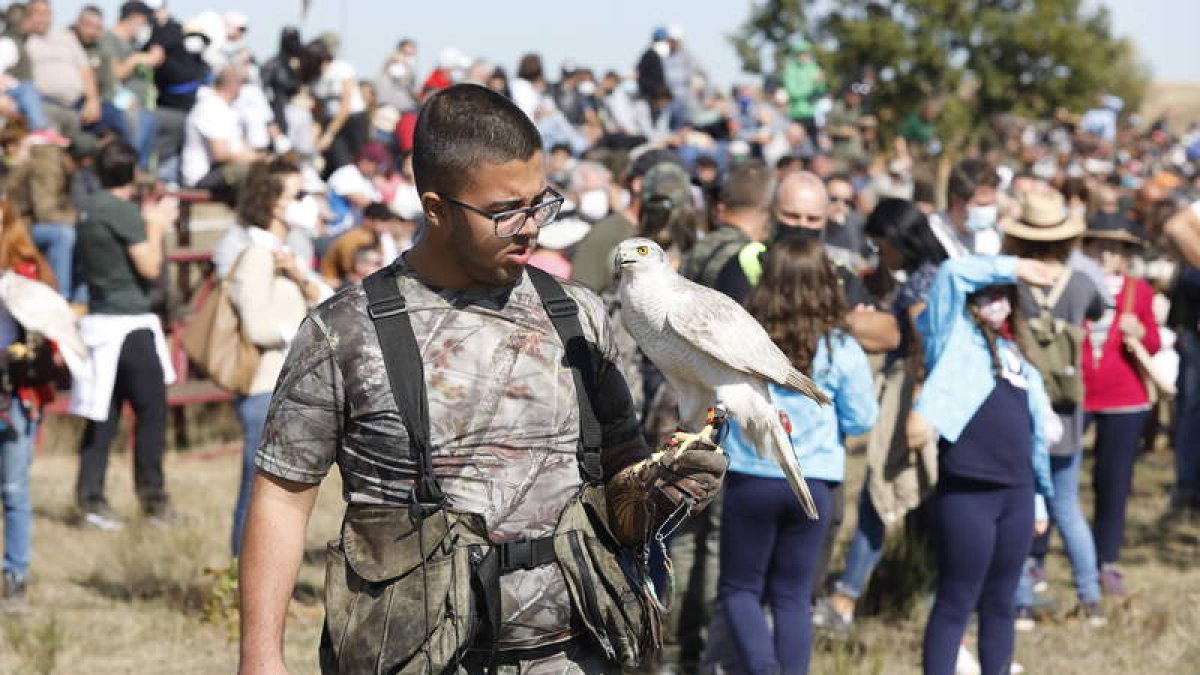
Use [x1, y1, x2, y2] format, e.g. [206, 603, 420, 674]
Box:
[8, 80, 49, 131]
[2, 398, 38, 578]
[834, 485, 886, 599]
[1174, 329, 1200, 502]
[30, 223, 75, 297]
[231, 393, 271, 557]
[1015, 452, 1101, 607]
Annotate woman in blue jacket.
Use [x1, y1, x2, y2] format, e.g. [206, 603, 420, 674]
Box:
[717, 238, 878, 675]
[908, 255, 1057, 675]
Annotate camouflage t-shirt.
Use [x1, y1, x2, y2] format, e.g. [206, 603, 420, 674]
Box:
[256, 259, 645, 650]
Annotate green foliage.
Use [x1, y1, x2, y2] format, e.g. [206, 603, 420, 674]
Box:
[728, 0, 811, 75]
[729, 0, 1152, 146]
[200, 562, 241, 642]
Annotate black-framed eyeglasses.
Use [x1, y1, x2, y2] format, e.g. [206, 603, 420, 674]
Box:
[439, 188, 564, 238]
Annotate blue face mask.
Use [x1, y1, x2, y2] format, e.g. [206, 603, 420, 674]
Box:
[965, 204, 998, 232]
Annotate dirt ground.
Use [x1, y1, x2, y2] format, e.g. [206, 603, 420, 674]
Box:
[1, 430, 1198, 674]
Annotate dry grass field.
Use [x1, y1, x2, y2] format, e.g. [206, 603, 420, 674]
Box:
[1, 415, 1198, 674]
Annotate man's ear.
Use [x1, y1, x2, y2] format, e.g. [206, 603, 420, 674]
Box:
[421, 192, 444, 230]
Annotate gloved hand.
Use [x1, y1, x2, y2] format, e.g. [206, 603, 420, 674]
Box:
[645, 429, 729, 517]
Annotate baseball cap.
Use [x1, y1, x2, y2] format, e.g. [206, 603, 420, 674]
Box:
[667, 24, 684, 40]
[651, 26, 669, 42]
[627, 147, 685, 181]
[119, 1, 155, 21]
[641, 163, 692, 209]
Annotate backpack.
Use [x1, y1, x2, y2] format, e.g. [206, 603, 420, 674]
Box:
[1018, 271, 1084, 408]
[181, 253, 259, 395]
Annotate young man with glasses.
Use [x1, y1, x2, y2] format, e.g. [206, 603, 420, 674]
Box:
[237, 83, 728, 675]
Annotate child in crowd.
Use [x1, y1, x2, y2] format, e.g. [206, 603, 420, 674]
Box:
[714, 237, 878, 675]
[908, 255, 1056, 675]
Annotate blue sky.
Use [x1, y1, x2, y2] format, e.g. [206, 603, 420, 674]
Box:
[48, 0, 1200, 89]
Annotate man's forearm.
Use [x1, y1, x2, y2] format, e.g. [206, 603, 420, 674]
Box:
[847, 309, 901, 353]
[1165, 208, 1200, 269]
[238, 472, 319, 674]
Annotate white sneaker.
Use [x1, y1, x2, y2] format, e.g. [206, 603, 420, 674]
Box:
[1011, 662, 1026, 674]
[82, 508, 125, 531]
[956, 644, 982, 675]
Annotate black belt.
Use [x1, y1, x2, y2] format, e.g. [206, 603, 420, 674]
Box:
[466, 636, 585, 666]
[496, 535, 557, 573]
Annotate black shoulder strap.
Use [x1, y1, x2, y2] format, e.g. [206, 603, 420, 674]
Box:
[524, 267, 604, 484]
[362, 265, 445, 511]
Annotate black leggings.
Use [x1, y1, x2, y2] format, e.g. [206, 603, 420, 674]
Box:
[76, 329, 168, 511]
[923, 476, 1033, 675]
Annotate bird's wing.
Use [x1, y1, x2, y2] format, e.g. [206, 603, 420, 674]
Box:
[663, 279, 830, 405]
[0, 272, 88, 361]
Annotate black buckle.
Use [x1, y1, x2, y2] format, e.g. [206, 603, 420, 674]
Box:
[542, 296, 577, 319]
[368, 296, 407, 319]
[499, 539, 534, 571]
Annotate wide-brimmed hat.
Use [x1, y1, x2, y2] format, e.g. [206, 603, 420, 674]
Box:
[1082, 211, 1147, 247]
[1000, 191, 1086, 242]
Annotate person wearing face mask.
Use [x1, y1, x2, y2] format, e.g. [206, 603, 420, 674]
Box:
[906, 254, 1058, 675]
[929, 159, 1004, 258]
[714, 171, 900, 354]
[376, 38, 419, 115]
[224, 156, 325, 557]
[636, 27, 670, 108]
[103, 2, 164, 169]
[570, 148, 677, 293]
[999, 190, 1108, 629]
[145, 2, 211, 184]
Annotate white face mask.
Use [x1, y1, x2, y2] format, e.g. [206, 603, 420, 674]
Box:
[578, 189, 609, 221]
[976, 296, 1011, 330]
[965, 204, 998, 232]
[284, 196, 320, 233]
[183, 34, 206, 54]
[620, 78, 639, 96]
[653, 41, 670, 58]
[135, 25, 153, 47]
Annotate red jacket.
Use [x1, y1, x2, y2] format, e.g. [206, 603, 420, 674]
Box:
[1082, 276, 1161, 411]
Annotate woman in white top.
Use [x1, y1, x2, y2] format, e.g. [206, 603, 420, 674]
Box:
[226, 156, 323, 557]
[299, 39, 368, 177]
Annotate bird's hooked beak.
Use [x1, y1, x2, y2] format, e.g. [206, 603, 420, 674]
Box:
[614, 248, 633, 273]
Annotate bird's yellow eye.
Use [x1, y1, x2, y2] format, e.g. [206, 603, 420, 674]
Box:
[636, 246, 649, 256]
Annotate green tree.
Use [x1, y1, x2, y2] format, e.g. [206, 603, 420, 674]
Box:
[730, 0, 1151, 146]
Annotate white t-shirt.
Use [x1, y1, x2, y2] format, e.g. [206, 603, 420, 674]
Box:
[181, 88, 245, 187]
[313, 59, 365, 116]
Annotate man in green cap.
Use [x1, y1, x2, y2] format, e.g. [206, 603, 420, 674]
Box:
[781, 36, 825, 147]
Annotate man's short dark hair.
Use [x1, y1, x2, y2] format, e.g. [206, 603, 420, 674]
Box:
[947, 158, 999, 206]
[411, 84, 542, 197]
[80, 4, 103, 18]
[97, 139, 138, 188]
[720, 158, 771, 211]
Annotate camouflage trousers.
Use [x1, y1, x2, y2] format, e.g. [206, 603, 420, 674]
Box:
[457, 638, 617, 675]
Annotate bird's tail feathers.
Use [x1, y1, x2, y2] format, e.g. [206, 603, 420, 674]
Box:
[784, 369, 832, 406]
[758, 411, 819, 519]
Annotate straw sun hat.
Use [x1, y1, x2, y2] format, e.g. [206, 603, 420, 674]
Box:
[999, 191, 1086, 242]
